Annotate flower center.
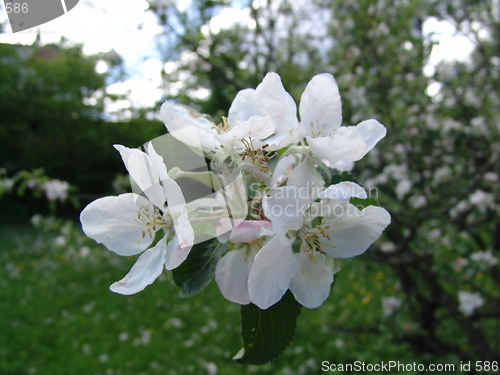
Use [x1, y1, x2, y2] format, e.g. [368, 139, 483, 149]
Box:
[136, 204, 172, 239]
[212, 116, 231, 134]
[297, 224, 330, 253]
[308, 119, 336, 138]
[239, 139, 272, 173]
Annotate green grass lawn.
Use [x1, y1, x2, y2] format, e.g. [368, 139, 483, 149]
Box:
[0, 220, 464, 375]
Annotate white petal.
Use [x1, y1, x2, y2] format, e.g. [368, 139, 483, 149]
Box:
[355, 119, 387, 152]
[321, 205, 391, 258]
[160, 101, 220, 152]
[230, 220, 274, 243]
[146, 142, 169, 181]
[215, 248, 256, 304]
[255, 72, 299, 134]
[319, 181, 367, 201]
[218, 218, 273, 243]
[300, 73, 342, 138]
[289, 252, 333, 308]
[255, 123, 303, 151]
[161, 177, 194, 250]
[306, 127, 368, 165]
[262, 186, 311, 244]
[227, 88, 257, 125]
[287, 156, 325, 194]
[80, 193, 153, 256]
[216, 218, 244, 243]
[217, 115, 275, 146]
[270, 154, 298, 187]
[325, 160, 354, 172]
[114, 144, 165, 208]
[109, 239, 167, 295]
[164, 233, 193, 270]
[216, 171, 248, 220]
[248, 235, 298, 309]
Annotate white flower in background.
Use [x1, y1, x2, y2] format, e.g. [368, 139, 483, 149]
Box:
[26, 178, 40, 189]
[79, 246, 90, 258]
[470, 116, 489, 136]
[44, 179, 69, 201]
[453, 257, 469, 272]
[470, 251, 498, 268]
[53, 235, 67, 247]
[382, 296, 402, 316]
[395, 179, 412, 199]
[483, 172, 499, 182]
[427, 228, 442, 240]
[0, 177, 14, 193]
[458, 291, 484, 316]
[469, 190, 494, 212]
[204, 362, 218, 375]
[380, 241, 397, 253]
[432, 166, 452, 185]
[464, 87, 481, 108]
[80, 143, 195, 295]
[248, 181, 391, 309]
[335, 338, 345, 349]
[449, 200, 469, 219]
[30, 214, 43, 227]
[409, 195, 427, 209]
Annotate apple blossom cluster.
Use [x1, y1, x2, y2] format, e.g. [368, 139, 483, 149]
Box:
[80, 72, 391, 310]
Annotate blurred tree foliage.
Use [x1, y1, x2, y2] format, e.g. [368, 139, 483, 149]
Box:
[0, 42, 165, 220]
[148, 0, 500, 365]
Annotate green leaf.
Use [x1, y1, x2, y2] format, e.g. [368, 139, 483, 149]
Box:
[349, 196, 381, 210]
[318, 166, 360, 186]
[171, 238, 226, 298]
[235, 290, 302, 365]
[330, 169, 360, 185]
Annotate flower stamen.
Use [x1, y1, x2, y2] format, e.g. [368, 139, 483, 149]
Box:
[211, 116, 231, 134]
[239, 139, 274, 172]
[135, 205, 172, 240]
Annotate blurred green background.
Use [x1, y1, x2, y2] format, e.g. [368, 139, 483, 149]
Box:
[1, 0, 499, 374]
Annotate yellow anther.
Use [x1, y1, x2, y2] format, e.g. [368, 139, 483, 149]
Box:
[135, 205, 171, 243]
[211, 116, 232, 134]
[239, 139, 274, 173]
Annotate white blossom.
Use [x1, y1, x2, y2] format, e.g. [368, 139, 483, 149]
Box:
[80, 143, 196, 295]
[395, 179, 412, 199]
[249, 181, 391, 309]
[382, 296, 402, 316]
[470, 251, 498, 268]
[160, 96, 276, 154]
[215, 219, 274, 305]
[483, 172, 499, 182]
[458, 291, 484, 316]
[380, 242, 397, 253]
[44, 179, 69, 201]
